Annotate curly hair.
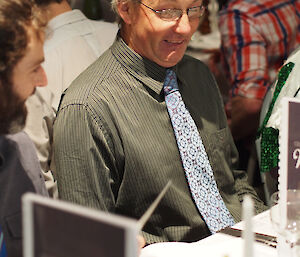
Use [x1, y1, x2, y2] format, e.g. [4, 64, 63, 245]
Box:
[0, 0, 46, 134]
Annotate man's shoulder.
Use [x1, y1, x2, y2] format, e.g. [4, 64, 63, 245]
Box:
[88, 19, 118, 33]
[178, 54, 224, 101]
[177, 55, 220, 96]
[0, 132, 39, 172]
[1, 132, 34, 152]
[58, 50, 120, 107]
[178, 55, 210, 76]
[0, 134, 17, 154]
[0, 132, 45, 206]
[44, 10, 117, 51]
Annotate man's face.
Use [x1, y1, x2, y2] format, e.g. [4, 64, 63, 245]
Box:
[12, 27, 47, 102]
[121, 0, 202, 67]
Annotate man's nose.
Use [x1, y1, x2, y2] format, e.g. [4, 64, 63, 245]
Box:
[36, 67, 48, 88]
[175, 13, 192, 34]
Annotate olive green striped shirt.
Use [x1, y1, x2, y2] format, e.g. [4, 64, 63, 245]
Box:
[53, 36, 267, 244]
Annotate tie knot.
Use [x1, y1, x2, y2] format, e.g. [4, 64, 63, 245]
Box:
[163, 69, 179, 95]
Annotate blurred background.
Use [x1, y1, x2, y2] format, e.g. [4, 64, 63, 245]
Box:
[70, 0, 116, 22]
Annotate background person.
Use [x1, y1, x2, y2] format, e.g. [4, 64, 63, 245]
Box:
[24, 0, 118, 197]
[218, 0, 300, 190]
[0, 0, 48, 255]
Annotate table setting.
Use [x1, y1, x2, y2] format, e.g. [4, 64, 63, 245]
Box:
[141, 97, 300, 257]
[141, 208, 277, 257]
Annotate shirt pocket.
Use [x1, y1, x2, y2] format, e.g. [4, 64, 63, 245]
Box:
[200, 127, 235, 191]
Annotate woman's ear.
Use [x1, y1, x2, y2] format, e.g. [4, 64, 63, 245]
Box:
[117, 0, 133, 24]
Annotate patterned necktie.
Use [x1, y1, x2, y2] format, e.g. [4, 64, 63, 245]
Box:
[164, 69, 235, 233]
[0, 226, 7, 257]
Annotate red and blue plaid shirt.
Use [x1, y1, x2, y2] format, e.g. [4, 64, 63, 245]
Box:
[219, 0, 300, 101]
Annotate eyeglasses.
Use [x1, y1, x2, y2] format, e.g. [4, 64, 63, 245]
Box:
[138, 1, 206, 21]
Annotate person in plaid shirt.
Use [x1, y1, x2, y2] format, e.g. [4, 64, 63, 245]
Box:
[219, 0, 300, 171]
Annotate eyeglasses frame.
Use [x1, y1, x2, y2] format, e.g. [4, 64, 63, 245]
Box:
[138, 1, 206, 21]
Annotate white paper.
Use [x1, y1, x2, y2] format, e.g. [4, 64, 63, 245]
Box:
[234, 210, 277, 237]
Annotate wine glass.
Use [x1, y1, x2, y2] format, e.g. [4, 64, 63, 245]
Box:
[270, 190, 300, 257]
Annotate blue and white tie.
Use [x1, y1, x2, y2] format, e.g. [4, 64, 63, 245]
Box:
[164, 69, 235, 233]
[0, 226, 7, 257]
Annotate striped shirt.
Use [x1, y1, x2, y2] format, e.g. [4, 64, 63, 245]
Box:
[219, 0, 300, 100]
[53, 36, 267, 244]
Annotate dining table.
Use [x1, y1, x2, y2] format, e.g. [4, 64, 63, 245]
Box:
[141, 210, 278, 257]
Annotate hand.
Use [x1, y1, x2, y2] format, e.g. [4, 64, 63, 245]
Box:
[137, 235, 146, 254]
[229, 96, 263, 141]
[138, 235, 145, 248]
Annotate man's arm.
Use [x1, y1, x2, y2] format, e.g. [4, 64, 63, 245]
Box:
[53, 103, 121, 211]
[219, 8, 269, 140]
[229, 96, 262, 140]
[233, 170, 268, 214]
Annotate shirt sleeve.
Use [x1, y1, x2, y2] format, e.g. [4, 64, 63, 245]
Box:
[219, 8, 270, 100]
[24, 90, 57, 198]
[53, 102, 121, 211]
[224, 122, 267, 214]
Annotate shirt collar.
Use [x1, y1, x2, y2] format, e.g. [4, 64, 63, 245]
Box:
[46, 9, 87, 36]
[111, 35, 181, 95]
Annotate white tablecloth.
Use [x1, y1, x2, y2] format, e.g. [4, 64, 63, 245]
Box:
[141, 211, 277, 257]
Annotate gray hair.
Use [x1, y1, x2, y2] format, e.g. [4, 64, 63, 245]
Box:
[111, 0, 138, 25]
[111, 0, 123, 24]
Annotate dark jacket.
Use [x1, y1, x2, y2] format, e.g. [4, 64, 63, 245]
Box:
[0, 132, 47, 257]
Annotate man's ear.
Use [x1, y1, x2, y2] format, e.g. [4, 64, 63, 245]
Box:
[117, 0, 133, 24]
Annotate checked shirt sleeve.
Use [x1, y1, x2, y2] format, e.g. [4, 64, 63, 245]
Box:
[219, 9, 270, 100]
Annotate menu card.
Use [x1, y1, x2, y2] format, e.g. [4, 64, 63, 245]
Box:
[278, 97, 300, 222]
[279, 97, 300, 192]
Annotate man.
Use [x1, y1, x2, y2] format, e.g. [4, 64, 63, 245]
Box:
[24, 0, 118, 197]
[219, 0, 300, 171]
[53, 0, 267, 244]
[0, 0, 48, 255]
